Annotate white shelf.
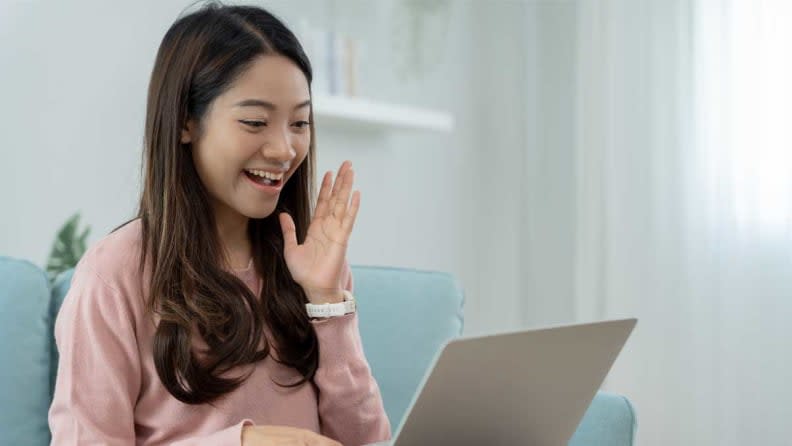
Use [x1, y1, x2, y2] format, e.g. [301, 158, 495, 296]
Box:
[312, 94, 455, 133]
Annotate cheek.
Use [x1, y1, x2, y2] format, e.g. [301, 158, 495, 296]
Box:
[295, 136, 311, 162]
[192, 142, 245, 192]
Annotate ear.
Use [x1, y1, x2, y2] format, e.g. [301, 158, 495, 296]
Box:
[180, 119, 194, 144]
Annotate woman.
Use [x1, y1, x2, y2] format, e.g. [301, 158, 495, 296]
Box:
[47, 2, 391, 445]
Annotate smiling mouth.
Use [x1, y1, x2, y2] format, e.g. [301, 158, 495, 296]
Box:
[243, 170, 283, 187]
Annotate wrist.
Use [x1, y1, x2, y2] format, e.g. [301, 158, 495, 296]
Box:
[305, 289, 345, 304]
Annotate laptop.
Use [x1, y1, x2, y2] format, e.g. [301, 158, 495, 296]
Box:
[364, 318, 637, 446]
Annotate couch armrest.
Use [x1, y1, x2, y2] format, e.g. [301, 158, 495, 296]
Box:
[569, 392, 637, 446]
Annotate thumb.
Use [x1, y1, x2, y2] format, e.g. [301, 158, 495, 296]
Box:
[279, 212, 298, 251]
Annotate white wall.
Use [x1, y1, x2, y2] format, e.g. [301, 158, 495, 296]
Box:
[1, 0, 561, 336]
[520, 0, 579, 327]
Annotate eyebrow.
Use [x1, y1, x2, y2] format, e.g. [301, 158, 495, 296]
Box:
[233, 99, 311, 111]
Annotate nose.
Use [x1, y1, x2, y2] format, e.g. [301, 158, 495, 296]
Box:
[261, 127, 296, 164]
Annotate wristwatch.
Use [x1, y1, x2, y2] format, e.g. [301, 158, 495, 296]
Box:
[306, 289, 356, 318]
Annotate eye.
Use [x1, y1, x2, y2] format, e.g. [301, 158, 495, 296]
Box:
[294, 120, 311, 129]
[240, 120, 266, 128]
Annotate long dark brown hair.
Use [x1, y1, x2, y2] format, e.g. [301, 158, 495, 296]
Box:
[115, 1, 320, 405]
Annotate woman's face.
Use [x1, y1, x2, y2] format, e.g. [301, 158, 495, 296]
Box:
[181, 54, 312, 222]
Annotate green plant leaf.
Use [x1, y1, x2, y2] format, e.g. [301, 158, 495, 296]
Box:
[46, 212, 91, 284]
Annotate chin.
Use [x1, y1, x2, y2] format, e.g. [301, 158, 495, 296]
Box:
[242, 204, 279, 220]
[245, 209, 276, 220]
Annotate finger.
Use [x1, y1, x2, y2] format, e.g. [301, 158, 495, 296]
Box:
[314, 170, 333, 219]
[279, 212, 298, 251]
[341, 190, 360, 237]
[330, 160, 351, 197]
[327, 161, 351, 217]
[332, 167, 354, 220]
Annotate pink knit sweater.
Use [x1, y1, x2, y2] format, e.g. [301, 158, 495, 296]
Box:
[48, 219, 392, 445]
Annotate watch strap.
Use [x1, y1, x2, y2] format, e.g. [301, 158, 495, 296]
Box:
[306, 289, 356, 318]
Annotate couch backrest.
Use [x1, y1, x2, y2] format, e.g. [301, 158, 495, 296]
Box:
[348, 266, 465, 429]
[3, 256, 635, 445]
[0, 257, 53, 446]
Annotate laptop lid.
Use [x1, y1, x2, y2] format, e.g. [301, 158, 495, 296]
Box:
[383, 318, 637, 446]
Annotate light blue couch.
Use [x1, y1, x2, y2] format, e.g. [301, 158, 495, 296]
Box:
[0, 256, 636, 445]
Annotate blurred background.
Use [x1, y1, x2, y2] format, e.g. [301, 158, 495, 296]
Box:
[2, 0, 791, 444]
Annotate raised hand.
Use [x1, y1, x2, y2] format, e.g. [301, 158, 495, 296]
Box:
[279, 160, 360, 304]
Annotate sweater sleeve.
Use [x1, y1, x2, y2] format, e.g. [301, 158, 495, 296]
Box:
[47, 258, 253, 446]
[309, 263, 392, 446]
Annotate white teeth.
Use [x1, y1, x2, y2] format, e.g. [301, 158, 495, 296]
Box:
[245, 169, 284, 181]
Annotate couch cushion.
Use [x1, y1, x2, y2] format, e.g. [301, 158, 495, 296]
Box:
[350, 265, 465, 431]
[0, 257, 53, 445]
